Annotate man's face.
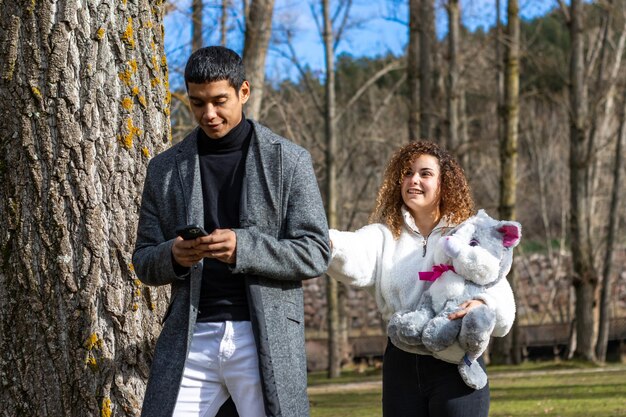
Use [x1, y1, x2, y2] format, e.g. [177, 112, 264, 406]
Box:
[187, 79, 250, 139]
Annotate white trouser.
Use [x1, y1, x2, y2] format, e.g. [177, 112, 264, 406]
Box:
[172, 321, 266, 417]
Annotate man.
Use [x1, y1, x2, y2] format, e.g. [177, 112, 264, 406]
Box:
[133, 46, 330, 417]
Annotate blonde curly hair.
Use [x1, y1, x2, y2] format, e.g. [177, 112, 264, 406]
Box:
[369, 141, 474, 238]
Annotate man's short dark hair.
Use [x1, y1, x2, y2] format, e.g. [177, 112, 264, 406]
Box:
[184, 46, 246, 91]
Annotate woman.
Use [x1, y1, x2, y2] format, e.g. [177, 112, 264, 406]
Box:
[328, 141, 515, 417]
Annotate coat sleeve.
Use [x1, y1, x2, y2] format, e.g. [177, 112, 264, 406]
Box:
[232, 150, 330, 280]
[474, 277, 516, 337]
[326, 224, 385, 289]
[132, 161, 187, 286]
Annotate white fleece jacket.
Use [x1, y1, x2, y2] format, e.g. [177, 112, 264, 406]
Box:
[327, 209, 516, 363]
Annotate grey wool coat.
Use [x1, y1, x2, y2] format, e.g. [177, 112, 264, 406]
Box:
[132, 121, 331, 417]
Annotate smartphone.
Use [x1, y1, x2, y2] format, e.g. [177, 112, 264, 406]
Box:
[176, 225, 209, 240]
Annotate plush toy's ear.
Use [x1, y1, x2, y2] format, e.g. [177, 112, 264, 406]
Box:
[497, 222, 521, 248]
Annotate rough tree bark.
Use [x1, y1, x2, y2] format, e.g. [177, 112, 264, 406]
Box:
[492, 0, 521, 365]
[243, 0, 275, 120]
[569, 0, 598, 361]
[0, 1, 171, 415]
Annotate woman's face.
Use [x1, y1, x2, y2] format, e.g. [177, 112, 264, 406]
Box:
[401, 154, 441, 219]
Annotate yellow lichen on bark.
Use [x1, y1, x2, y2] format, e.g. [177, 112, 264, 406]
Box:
[121, 97, 133, 111]
[122, 18, 135, 49]
[118, 70, 132, 86]
[119, 118, 142, 149]
[119, 61, 138, 87]
[142, 147, 151, 158]
[86, 356, 98, 370]
[84, 333, 99, 350]
[101, 398, 112, 417]
[31, 86, 43, 101]
[96, 28, 106, 40]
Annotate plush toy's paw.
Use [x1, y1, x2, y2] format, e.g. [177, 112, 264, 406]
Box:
[458, 354, 488, 390]
[422, 315, 461, 352]
[387, 311, 430, 347]
[459, 305, 496, 356]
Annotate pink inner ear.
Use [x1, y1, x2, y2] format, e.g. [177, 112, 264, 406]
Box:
[498, 225, 520, 247]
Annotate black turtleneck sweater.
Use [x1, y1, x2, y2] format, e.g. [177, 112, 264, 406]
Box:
[196, 115, 252, 322]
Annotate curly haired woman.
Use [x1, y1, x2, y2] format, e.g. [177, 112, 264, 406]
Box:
[327, 141, 515, 417]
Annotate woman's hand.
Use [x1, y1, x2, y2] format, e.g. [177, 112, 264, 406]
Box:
[448, 299, 485, 320]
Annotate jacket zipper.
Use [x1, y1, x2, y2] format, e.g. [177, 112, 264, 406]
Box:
[412, 227, 439, 257]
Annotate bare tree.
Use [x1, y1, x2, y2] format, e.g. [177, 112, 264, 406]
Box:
[495, 0, 504, 155]
[445, 0, 460, 152]
[596, 87, 625, 362]
[192, 0, 204, 51]
[420, 0, 435, 140]
[321, 0, 341, 379]
[0, 1, 171, 415]
[492, 0, 521, 365]
[568, 0, 597, 361]
[221, 0, 230, 46]
[408, 0, 420, 140]
[243, 0, 275, 120]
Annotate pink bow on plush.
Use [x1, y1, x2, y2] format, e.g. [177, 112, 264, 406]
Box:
[419, 264, 456, 281]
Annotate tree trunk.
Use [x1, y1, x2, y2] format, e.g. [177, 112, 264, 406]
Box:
[322, 0, 341, 378]
[0, 2, 172, 416]
[569, 0, 598, 362]
[192, 0, 204, 51]
[492, 0, 520, 365]
[221, 0, 229, 47]
[446, 0, 460, 152]
[408, 0, 420, 141]
[243, 0, 275, 120]
[596, 87, 625, 362]
[496, 0, 505, 157]
[419, 0, 435, 140]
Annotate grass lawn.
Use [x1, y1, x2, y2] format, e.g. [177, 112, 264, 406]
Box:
[308, 362, 626, 417]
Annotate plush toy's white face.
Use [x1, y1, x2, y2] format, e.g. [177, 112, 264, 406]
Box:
[441, 210, 521, 286]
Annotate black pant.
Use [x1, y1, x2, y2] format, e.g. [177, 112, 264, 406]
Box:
[382, 340, 490, 417]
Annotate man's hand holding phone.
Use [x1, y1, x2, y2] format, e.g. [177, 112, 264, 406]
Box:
[173, 225, 237, 267]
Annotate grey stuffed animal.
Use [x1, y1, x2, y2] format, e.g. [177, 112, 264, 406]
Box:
[387, 209, 521, 389]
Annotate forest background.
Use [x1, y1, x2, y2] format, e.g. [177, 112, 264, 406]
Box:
[0, 0, 624, 416]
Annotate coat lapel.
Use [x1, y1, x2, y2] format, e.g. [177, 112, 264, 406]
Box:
[242, 122, 282, 228]
[175, 128, 204, 228]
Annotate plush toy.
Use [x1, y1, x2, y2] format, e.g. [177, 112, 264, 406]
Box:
[387, 209, 521, 389]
